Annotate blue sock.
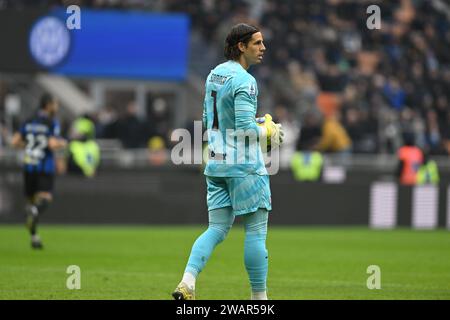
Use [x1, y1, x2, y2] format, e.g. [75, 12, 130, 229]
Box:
[185, 207, 235, 277]
[243, 209, 269, 292]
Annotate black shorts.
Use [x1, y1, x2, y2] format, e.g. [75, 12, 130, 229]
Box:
[23, 172, 54, 198]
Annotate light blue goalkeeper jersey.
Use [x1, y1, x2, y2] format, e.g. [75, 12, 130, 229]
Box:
[203, 60, 267, 177]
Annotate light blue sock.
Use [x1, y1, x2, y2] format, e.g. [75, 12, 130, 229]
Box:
[185, 207, 235, 277]
[243, 209, 269, 292]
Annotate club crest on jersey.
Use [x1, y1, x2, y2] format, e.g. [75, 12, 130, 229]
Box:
[248, 83, 257, 98]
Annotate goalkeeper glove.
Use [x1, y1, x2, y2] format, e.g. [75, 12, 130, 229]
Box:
[256, 114, 284, 152]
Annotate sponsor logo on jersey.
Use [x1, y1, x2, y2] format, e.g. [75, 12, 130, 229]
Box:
[209, 73, 228, 85]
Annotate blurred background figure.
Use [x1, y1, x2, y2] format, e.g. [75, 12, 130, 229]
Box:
[147, 97, 172, 147]
[291, 109, 323, 182]
[116, 101, 146, 149]
[147, 135, 168, 166]
[296, 110, 322, 152]
[291, 141, 324, 183]
[10, 93, 67, 249]
[416, 151, 440, 185]
[396, 132, 423, 186]
[314, 112, 352, 158]
[67, 115, 100, 178]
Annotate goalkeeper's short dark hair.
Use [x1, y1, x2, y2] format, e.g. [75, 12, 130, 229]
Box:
[224, 23, 260, 61]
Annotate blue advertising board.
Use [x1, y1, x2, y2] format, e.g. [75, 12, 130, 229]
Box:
[28, 8, 190, 81]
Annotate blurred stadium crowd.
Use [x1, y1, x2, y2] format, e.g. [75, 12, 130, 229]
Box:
[0, 0, 449, 160]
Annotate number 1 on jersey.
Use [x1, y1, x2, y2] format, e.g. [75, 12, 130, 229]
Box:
[211, 90, 219, 130]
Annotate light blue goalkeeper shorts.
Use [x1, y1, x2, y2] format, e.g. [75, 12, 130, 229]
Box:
[206, 174, 272, 216]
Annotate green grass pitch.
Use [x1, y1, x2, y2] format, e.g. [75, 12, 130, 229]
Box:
[0, 225, 449, 300]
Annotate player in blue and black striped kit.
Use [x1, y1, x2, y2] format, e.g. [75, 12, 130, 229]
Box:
[173, 24, 284, 300]
[12, 94, 67, 249]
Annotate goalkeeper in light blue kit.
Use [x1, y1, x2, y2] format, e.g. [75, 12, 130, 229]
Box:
[172, 23, 284, 300]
